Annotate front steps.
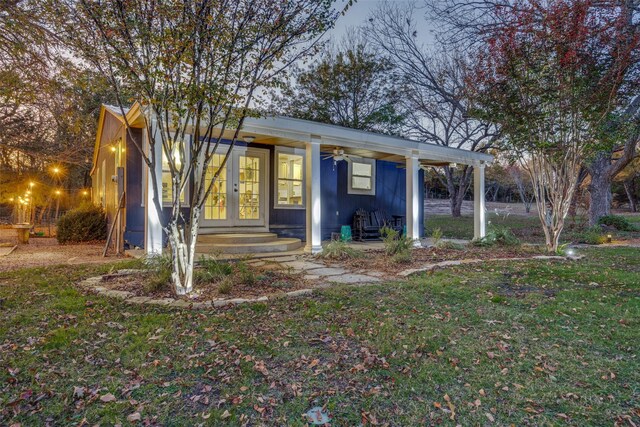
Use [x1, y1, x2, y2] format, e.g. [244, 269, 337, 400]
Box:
[196, 233, 303, 255]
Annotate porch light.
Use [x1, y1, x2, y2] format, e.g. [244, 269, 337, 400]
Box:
[110, 146, 117, 152]
[243, 135, 255, 143]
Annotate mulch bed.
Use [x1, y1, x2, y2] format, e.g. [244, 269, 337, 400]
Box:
[99, 264, 311, 301]
[327, 245, 544, 275]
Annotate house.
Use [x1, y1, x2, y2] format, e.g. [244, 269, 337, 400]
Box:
[91, 103, 492, 255]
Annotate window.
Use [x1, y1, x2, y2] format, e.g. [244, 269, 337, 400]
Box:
[275, 148, 304, 208]
[348, 158, 376, 195]
[162, 144, 187, 205]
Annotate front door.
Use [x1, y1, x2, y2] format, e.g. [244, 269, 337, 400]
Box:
[202, 147, 268, 229]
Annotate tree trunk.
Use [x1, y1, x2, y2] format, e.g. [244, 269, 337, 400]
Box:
[446, 165, 473, 218]
[623, 178, 637, 212]
[587, 155, 613, 226]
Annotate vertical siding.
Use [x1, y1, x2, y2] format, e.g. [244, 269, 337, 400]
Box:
[124, 128, 145, 248]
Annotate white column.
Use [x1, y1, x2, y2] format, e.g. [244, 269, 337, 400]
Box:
[474, 162, 486, 239]
[405, 155, 421, 245]
[145, 126, 163, 255]
[305, 138, 322, 254]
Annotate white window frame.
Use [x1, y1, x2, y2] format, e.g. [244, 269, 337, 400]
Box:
[274, 146, 305, 209]
[348, 158, 376, 196]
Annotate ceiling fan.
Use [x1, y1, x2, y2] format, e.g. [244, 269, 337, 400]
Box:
[322, 147, 353, 167]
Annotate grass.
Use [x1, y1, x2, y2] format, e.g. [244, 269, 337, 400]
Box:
[426, 213, 640, 243]
[1, 249, 639, 425]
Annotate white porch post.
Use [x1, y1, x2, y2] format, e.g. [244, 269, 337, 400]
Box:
[305, 138, 322, 254]
[145, 126, 163, 256]
[405, 154, 421, 245]
[474, 162, 486, 240]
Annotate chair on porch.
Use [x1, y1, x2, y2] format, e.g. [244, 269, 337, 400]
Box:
[352, 209, 404, 241]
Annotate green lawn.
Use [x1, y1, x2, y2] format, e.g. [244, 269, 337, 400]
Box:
[1, 249, 639, 425]
[425, 213, 640, 243]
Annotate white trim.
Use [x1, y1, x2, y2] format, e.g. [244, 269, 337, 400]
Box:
[406, 155, 421, 245]
[305, 140, 322, 254]
[474, 162, 486, 239]
[347, 158, 376, 196]
[240, 116, 494, 166]
[274, 146, 306, 210]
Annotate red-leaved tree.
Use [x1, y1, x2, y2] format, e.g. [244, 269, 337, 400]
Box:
[466, 0, 639, 251]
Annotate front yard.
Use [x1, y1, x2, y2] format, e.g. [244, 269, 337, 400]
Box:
[1, 248, 638, 425]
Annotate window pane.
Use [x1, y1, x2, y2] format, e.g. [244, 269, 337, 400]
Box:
[276, 152, 304, 206]
[352, 176, 372, 190]
[352, 162, 372, 177]
[204, 154, 227, 220]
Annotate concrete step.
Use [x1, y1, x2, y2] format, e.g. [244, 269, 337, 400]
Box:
[197, 233, 278, 244]
[196, 238, 303, 254]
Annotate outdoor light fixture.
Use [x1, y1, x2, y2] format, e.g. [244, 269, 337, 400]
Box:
[243, 135, 256, 143]
[110, 146, 117, 152]
[607, 234, 612, 243]
[55, 190, 61, 196]
[566, 249, 575, 256]
[52, 167, 60, 174]
[29, 182, 35, 188]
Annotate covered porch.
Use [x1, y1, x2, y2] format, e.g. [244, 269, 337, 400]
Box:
[144, 116, 492, 255]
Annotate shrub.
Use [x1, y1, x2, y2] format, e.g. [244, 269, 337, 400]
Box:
[143, 255, 172, 292]
[236, 260, 255, 285]
[380, 226, 415, 263]
[431, 227, 443, 246]
[56, 204, 107, 244]
[435, 240, 465, 250]
[472, 224, 520, 247]
[195, 256, 233, 284]
[319, 240, 364, 260]
[217, 276, 234, 294]
[597, 215, 637, 231]
[579, 226, 607, 245]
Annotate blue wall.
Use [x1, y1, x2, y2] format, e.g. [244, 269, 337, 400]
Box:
[124, 129, 145, 248]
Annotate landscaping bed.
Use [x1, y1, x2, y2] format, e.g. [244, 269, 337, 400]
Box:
[98, 259, 311, 301]
[327, 244, 545, 275]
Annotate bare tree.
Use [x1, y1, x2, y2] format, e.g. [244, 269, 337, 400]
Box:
[52, 0, 336, 295]
[507, 164, 535, 214]
[365, 1, 498, 217]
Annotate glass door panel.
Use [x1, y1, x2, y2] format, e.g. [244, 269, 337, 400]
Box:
[204, 153, 229, 222]
[238, 155, 261, 221]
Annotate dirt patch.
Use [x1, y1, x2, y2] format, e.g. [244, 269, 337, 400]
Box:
[99, 263, 312, 301]
[0, 229, 118, 272]
[327, 245, 544, 276]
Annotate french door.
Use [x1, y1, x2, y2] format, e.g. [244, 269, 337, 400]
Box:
[202, 147, 268, 228]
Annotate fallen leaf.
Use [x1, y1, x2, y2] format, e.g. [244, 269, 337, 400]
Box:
[127, 412, 141, 422]
[100, 393, 116, 403]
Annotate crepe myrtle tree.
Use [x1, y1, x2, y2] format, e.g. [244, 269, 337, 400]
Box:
[466, 0, 639, 252]
[52, 0, 337, 295]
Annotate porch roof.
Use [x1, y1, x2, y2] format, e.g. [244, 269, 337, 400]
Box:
[239, 116, 493, 166]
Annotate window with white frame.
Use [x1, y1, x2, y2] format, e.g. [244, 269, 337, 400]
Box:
[348, 158, 376, 195]
[162, 144, 187, 205]
[275, 148, 304, 208]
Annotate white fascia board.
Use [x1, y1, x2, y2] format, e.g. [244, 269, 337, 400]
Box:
[242, 116, 493, 166]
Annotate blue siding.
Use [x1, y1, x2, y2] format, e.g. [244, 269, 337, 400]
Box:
[124, 129, 145, 248]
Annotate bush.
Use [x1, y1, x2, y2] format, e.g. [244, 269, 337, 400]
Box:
[435, 240, 465, 250]
[195, 256, 233, 284]
[431, 227, 443, 246]
[380, 226, 415, 263]
[56, 204, 107, 244]
[217, 276, 234, 294]
[236, 260, 255, 285]
[472, 224, 520, 247]
[319, 240, 364, 260]
[597, 215, 637, 231]
[579, 226, 607, 245]
[143, 255, 172, 293]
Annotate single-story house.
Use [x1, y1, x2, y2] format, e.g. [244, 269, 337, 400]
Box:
[91, 102, 492, 255]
